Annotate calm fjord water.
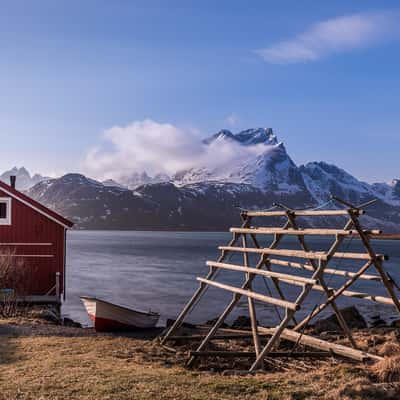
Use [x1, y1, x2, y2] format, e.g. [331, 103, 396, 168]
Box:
[64, 230, 400, 327]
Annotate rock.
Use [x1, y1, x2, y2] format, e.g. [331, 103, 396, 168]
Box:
[166, 319, 196, 329]
[313, 306, 367, 333]
[231, 315, 258, 330]
[37, 309, 61, 325]
[205, 317, 228, 328]
[391, 320, 400, 328]
[222, 370, 254, 376]
[63, 317, 82, 328]
[371, 318, 387, 328]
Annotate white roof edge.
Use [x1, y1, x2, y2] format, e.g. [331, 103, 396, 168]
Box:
[0, 185, 71, 229]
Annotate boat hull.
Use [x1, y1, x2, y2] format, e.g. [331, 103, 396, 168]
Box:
[81, 297, 159, 332]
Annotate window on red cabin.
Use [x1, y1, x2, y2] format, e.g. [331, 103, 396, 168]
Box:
[0, 198, 11, 225]
[0, 203, 6, 218]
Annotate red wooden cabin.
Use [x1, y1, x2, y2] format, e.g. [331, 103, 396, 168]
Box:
[0, 176, 73, 302]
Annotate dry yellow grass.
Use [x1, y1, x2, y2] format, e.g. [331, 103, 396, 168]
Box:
[1, 318, 400, 400]
[372, 355, 400, 383]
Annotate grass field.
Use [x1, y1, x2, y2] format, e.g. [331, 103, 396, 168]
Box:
[1, 317, 400, 400]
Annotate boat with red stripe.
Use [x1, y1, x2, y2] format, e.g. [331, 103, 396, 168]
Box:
[80, 296, 160, 332]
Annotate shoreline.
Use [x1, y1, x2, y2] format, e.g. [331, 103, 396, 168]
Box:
[69, 229, 400, 238]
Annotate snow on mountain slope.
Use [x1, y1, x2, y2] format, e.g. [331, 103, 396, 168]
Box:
[102, 179, 127, 189]
[0, 167, 49, 190]
[118, 171, 170, 189]
[175, 127, 400, 212]
[234, 128, 278, 146]
[300, 162, 400, 207]
[392, 179, 400, 199]
[224, 142, 307, 193]
[300, 162, 372, 204]
[175, 128, 307, 193]
[202, 128, 278, 146]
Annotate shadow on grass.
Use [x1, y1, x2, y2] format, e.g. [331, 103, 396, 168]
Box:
[105, 327, 164, 340]
[0, 324, 19, 365]
[1, 321, 164, 340]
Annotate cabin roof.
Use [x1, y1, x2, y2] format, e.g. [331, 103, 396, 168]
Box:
[0, 180, 74, 229]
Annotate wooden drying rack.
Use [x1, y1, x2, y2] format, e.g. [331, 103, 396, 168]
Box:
[160, 198, 400, 371]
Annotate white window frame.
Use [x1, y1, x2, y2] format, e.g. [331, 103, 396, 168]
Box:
[0, 197, 12, 225]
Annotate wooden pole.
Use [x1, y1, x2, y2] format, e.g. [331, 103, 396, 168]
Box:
[190, 350, 333, 358]
[242, 232, 262, 364]
[205, 261, 317, 285]
[249, 259, 325, 371]
[249, 309, 294, 371]
[293, 260, 378, 331]
[245, 209, 364, 217]
[258, 327, 382, 362]
[218, 246, 328, 260]
[160, 223, 245, 344]
[285, 210, 358, 349]
[268, 258, 380, 281]
[230, 227, 382, 236]
[55, 272, 61, 301]
[348, 213, 400, 315]
[186, 220, 291, 367]
[248, 232, 298, 325]
[197, 278, 299, 310]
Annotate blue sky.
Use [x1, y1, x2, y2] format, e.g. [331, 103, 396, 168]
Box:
[0, 1, 399, 182]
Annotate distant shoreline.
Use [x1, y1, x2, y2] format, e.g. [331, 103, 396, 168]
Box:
[68, 229, 400, 239]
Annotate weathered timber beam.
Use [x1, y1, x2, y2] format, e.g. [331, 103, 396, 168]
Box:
[197, 278, 299, 310]
[370, 234, 400, 240]
[206, 261, 317, 285]
[230, 227, 382, 236]
[268, 258, 381, 282]
[278, 278, 396, 306]
[218, 246, 328, 261]
[169, 334, 269, 341]
[245, 210, 364, 217]
[218, 246, 388, 262]
[258, 327, 382, 362]
[189, 351, 333, 358]
[333, 252, 388, 261]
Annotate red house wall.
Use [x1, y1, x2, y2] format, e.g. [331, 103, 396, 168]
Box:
[0, 188, 66, 295]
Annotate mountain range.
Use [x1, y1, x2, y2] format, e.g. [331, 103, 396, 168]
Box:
[3, 128, 400, 231]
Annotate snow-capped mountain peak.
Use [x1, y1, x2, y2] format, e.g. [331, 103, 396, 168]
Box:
[203, 127, 278, 146]
[234, 128, 278, 146]
[175, 128, 304, 193]
[0, 166, 49, 190]
[203, 129, 236, 144]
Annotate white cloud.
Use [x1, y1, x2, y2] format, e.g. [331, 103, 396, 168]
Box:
[256, 11, 400, 64]
[84, 119, 266, 181]
[225, 113, 238, 127]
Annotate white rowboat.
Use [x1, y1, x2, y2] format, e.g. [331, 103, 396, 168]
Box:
[80, 296, 160, 332]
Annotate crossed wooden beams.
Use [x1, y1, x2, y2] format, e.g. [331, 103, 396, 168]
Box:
[160, 203, 399, 371]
